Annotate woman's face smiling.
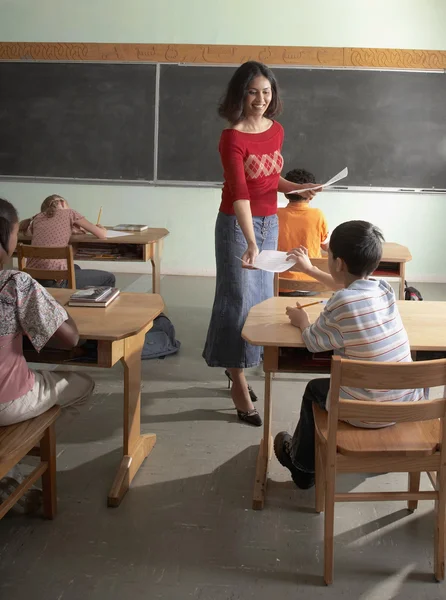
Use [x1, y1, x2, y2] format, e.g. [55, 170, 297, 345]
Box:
[243, 76, 272, 118]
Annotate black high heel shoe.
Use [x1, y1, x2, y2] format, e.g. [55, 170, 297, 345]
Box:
[237, 409, 262, 427]
[224, 370, 258, 403]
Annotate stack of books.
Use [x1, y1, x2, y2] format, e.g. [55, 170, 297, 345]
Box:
[113, 224, 149, 232]
[68, 286, 120, 308]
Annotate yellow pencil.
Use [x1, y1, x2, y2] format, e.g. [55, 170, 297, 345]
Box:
[96, 206, 103, 225]
[296, 300, 325, 309]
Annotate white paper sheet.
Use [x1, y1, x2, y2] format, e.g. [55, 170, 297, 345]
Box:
[238, 250, 296, 273]
[105, 230, 132, 238]
[286, 167, 348, 195]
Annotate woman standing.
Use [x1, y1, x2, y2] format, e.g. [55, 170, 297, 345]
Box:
[203, 61, 320, 426]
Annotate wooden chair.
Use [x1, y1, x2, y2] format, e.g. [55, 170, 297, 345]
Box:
[274, 257, 332, 296]
[16, 244, 76, 289]
[0, 405, 61, 519]
[313, 356, 446, 584]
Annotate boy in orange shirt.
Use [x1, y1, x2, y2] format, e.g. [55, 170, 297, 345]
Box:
[277, 168, 329, 296]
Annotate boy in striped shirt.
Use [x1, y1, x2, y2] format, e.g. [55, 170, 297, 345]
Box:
[274, 220, 424, 490]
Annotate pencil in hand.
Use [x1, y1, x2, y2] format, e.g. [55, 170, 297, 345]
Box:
[96, 206, 103, 225]
[296, 300, 325, 309]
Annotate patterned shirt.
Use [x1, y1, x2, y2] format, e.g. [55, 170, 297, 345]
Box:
[302, 278, 424, 426]
[218, 121, 284, 217]
[0, 270, 68, 404]
[27, 208, 84, 271]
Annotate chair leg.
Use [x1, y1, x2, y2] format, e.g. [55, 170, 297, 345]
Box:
[434, 471, 446, 581]
[408, 472, 421, 512]
[315, 436, 325, 513]
[40, 423, 57, 519]
[324, 464, 336, 585]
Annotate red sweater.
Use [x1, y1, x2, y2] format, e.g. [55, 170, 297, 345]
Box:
[218, 121, 284, 217]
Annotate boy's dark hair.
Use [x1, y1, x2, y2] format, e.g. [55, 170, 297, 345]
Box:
[284, 168, 316, 202]
[0, 198, 19, 255]
[329, 220, 384, 278]
[218, 61, 282, 124]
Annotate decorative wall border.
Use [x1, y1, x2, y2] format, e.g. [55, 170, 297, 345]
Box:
[0, 42, 446, 70]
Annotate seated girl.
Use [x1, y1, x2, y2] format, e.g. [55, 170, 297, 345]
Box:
[0, 197, 95, 427]
[19, 194, 115, 289]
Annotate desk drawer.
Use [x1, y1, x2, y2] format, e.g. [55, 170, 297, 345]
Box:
[278, 348, 332, 374]
[374, 261, 401, 277]
[72, 242, 145, 261]
[23, 339, 100, 367]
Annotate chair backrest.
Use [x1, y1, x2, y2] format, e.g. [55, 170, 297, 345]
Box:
[16, 244, 76, 289]
[274, 257, 332, 296]
[326, 356, 446, 463]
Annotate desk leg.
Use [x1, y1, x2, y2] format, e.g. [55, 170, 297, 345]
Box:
[399, 263, 406, 300]
[150, 239, 164, 295]
[108, 331, 156, 507]
[253, 371, 273, 510]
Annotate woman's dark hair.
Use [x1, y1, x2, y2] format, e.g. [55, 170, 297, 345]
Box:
[329, 220, 384, 277]
[218, 61, 282, 124]
[0, 198, 19, 255]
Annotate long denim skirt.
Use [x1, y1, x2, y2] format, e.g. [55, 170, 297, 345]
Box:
[203, 211, 278, 369]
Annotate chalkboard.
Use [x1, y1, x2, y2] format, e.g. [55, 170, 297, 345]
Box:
[277, 69, 446, 188]
[1, 61, 446, 188]
[157, 65, 446, 189]
[157, 65, 232, 182]
[0, 62, 156, 180]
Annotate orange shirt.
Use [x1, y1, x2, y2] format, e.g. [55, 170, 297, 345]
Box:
[277, 202, 328, 285]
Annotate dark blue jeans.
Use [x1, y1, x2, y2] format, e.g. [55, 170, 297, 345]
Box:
[290, 378, 330, 473]
[203, 212, 278, 369]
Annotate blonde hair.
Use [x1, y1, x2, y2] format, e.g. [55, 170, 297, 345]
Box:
[40, 195, 66, 218]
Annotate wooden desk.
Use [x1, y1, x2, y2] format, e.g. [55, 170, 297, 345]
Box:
[18, 228, 169, 295]
[24, 289, 164, 507]
[278, 242, 411, 299]
[376, 243, 412, 298]
[242, 297, 446, 509]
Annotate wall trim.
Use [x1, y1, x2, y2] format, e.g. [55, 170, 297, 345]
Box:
[1, 42, 446, 70]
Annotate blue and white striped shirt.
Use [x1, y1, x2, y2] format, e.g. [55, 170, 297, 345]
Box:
[302, 278, 424, 424]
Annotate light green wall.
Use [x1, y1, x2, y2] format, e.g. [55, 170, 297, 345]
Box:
[1, 0, 446, 280]
[2, 0, 446, 49]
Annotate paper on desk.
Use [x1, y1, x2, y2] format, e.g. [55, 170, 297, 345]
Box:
[238, 250, 296, 273]
[286, 167, 348, 195]
[105, 230, 131, 238]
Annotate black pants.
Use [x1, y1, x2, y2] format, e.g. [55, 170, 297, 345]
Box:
[37, 264, 116, 289]
[290, 378, 330, 473]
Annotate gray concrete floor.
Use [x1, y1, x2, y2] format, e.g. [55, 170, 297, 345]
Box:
[1, 275, 446, 599]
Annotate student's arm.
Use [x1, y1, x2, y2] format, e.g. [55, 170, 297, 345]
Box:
[286, 305, 311, 330]
[320, 214, 330, 251]
[46, 313, 79, 349]
[15, 273, 79, 351]
[72, 222, 87, 235]
[18, 218, 32, 233]
[74, 217, 108, 240]
[278, 176, 322, 200]
[287, 246, 342, 290]
[302, 308, 344, 352]
[45, 304, 79, 350]
[320, 235, 330, 252]
[286, 301, 344, 353]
